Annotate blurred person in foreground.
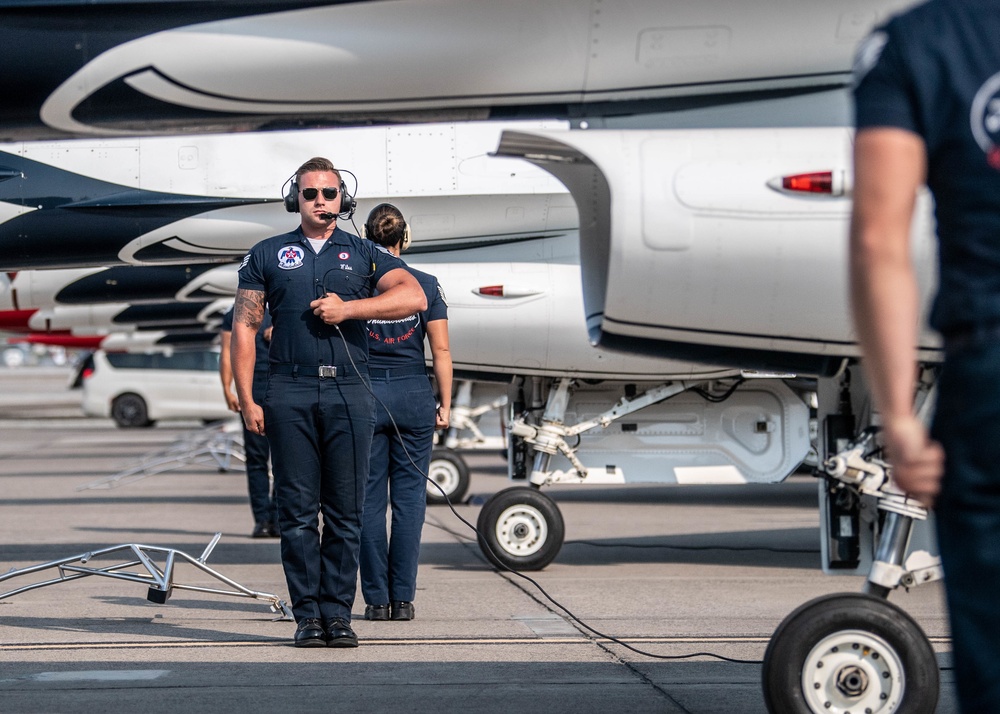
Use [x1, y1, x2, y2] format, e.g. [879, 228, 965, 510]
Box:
[851, 2, 1000, 710]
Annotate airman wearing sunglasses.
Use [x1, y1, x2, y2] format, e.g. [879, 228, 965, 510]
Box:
[232, 156, 426, 649]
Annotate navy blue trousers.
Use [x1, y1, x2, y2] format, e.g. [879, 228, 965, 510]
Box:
[359, 373, 435, 604]
[244, 379, 276, 525]
[932, 340, 1000, 713]
[265, 374, 374, 622]
[242, 426, 277, 525]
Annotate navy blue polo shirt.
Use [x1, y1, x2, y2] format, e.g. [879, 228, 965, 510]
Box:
[367, 266, 448, 369]
[854, 0, 1000, 334]
[237, 226, 406, 368]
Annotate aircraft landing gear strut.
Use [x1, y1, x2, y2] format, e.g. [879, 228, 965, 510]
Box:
[475, 377, 691, 570]
[762, 431, 941, 714]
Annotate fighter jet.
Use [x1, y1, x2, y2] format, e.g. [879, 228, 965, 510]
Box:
[0, 4, 938, 707]
[0, 0, 915, 141]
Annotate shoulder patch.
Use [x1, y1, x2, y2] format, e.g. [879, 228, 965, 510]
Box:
[437, 282, 448, 308]
[971, 71, 1000, 169]
[852, 31, 888, 87]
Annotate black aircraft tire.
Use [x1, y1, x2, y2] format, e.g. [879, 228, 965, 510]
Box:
[425, 449, 470, 505]
[762, 592, 939, 714]
[476, 487, 564, 571]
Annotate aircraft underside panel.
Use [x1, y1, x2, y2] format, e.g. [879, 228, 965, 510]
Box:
[538, 380, 810, 485]
[496, 127, 943, 377]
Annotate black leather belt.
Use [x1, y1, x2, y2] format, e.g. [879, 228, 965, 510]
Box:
[270, 364, 364, 378]
[369, 365, 429, 379]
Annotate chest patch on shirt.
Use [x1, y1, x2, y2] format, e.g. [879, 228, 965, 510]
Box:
[338, 251, 350, 260]
[277, 245, 305, 270]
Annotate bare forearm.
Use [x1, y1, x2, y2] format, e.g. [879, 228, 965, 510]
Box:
[850, 129, 926, 421]
[313, 270, 426, 325]
[849, 129, 941, 505]
[427, 321, 452, 410]
[219, 330, 241, 411]
[232, 289, 264, 407]
[219, 331, 234, 392]
[369, 269, 426, 319]
[850, 241, 920, 420]
[348, 286, 426, 321]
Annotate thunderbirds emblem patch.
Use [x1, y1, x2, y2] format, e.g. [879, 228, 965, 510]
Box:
[277, 245, 305, 270]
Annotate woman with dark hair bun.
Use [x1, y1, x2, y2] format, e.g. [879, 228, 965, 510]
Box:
[360, 203, 452, 622]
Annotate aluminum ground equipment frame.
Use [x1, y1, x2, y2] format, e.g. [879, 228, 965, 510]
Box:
[761, 365, 942, 714]
[475, 373, 812, 571]
[0, 533, 293, 620]
[79, 418, 245, 490]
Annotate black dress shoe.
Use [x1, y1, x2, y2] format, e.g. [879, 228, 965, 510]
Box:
[364, 604, 390, 621]
[324, 618, 359, 648]
[294, 618, 327, 647]
[390, 601, 414, 621]
[266, 522, 280, 538]
[251, 521, 272, 538]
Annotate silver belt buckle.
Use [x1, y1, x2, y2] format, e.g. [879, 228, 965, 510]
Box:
[318, 365, 337, 379]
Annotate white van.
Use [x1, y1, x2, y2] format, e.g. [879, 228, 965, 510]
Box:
[81, 349, 231, 427]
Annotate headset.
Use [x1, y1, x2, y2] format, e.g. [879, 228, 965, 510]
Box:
[282, 173, 357, 219]
[362, 203, 411, 251]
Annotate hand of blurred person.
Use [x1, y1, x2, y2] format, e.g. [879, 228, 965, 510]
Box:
[883, 414, 945, 508]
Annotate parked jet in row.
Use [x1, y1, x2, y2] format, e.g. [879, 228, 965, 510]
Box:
[0, 121, 573, 270]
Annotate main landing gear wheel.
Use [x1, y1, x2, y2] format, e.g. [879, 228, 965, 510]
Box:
[476, 486, 564, 571]
[762, 592, 938, 714]
[426, 448, 470, 505]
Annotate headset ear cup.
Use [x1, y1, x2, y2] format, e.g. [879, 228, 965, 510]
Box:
[401, 224, 412, 251]
[339, 181, 357, 218]
[283, 178, 299, 213]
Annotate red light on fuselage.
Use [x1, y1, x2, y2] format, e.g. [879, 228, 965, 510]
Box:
[784, 172, 832, 193]
[477, 285, 504, 297]
[767, 170, 850, 197]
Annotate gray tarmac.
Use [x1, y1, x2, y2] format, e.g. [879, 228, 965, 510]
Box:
[0, 368, 957, 713]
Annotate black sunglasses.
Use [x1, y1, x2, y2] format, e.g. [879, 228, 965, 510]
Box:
[300, 186, 339, 201]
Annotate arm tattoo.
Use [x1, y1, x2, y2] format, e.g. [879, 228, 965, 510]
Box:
[234, 289, 265, 330]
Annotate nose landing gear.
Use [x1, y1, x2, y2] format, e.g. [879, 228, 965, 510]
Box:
[762, 432, 941, 713]
[762, 592, 938, 714]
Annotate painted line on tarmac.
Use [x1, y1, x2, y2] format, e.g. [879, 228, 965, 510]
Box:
[0, 638, 584, 652]
[0, 635, 952, 652]
[0, 635, 951, 652]
[0, 636, 759, 651]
